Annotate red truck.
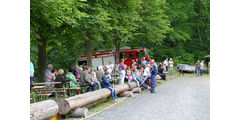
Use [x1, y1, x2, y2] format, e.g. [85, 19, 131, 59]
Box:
[78, 47, 151, 69]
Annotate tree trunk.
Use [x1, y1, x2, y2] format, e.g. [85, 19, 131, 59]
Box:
[30, 100, 59, 120]
[86, 39, 92, 67]
[70, 108, 89, 118]
[58, 82, 137, 114]
[37, 36, 47, 82]
[114, 38, 121, 64]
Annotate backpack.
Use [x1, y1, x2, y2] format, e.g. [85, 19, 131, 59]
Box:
[61, 76, 71, 83]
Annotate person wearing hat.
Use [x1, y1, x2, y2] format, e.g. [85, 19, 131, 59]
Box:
[150, 60, 157, 93]
[102, 71, 118, 101]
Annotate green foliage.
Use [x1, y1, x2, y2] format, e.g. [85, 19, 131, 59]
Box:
[30, 0, 210, 75]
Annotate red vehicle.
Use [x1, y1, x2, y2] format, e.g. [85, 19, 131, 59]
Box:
[78, 47, 150, 69]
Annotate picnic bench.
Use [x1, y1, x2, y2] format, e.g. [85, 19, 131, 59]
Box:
[31, 81, 92, 103]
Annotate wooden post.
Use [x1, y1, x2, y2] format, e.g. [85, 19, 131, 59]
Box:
[30, 100, 59, 120]
[70, 108, 89, 118]
[58, 83, 137, 114]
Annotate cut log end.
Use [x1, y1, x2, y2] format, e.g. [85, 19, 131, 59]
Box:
[133, 87, 141, 93]
[70, 108, 89, 118]
[156, 80, 162, 83]
[30, 100, 59, 120]
[119, 91, 133, 97]
[58, 100, 70, 114]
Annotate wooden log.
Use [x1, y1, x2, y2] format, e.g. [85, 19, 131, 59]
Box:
[156, 80, 162, 83]
[156, 75, 161, 80]
[58, 83, 137, 114]
[30, 100, 59, 120]
[119, 91, 133, 97]
[133, 87, 141, 93]
[70, 108, 89, 118]
[127, 82, 138, 89]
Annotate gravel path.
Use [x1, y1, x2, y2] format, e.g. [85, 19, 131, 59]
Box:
[88, 77, 210, 120]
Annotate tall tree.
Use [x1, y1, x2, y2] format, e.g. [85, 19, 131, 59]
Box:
[103, 0, 142, 63]
[77, 0, 112, 67]
[30, 0, 86, 81]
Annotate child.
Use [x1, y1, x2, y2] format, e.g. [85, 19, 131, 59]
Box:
[126, 66, 133, 84]
[102, 71, 118, 101]
[132, 69, 150, 90]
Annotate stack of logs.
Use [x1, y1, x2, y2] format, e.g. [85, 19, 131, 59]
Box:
[30, 82, 138, 120]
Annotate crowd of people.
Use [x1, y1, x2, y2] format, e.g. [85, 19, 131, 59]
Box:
[30, 57, 175, 100]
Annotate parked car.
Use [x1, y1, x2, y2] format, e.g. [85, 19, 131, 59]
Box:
[177, 64, 207, 73]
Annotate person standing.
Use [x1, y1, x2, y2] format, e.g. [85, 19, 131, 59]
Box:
[126, 66, 133, 84]
[163, 58, 169, 72]
[150, 60, 157, 93]
[108, 60, 114, 74]
[119, 59, 126, 84]
[178, 64, 184, 76]
[141, 57, 147, 68]
[200, 60, 205, 76]
[195, 60, 201, 77]
[169, 58, 174, 74]
[30, 61, 35, 89]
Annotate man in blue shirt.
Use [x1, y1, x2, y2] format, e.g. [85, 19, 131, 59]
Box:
[150, 60, 157, 93]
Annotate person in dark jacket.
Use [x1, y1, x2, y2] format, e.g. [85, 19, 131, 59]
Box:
[55, 69, 64, 88]
[150, 60, 157, 93]
[102, 71, 118, 101]
[158, 62, 167, 80]
[73, 65, 80, 79]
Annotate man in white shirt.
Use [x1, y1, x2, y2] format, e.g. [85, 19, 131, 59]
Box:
[143, 64, 151, 85]
[143, 64, 151, 78]
[108, 60, 114, 74]
[200, 60, 204, 76]
[163, 58, 169, 71]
